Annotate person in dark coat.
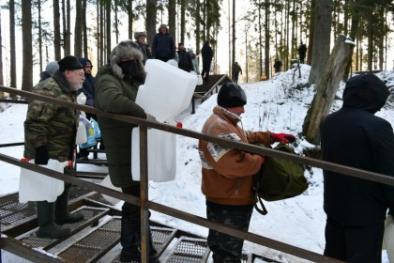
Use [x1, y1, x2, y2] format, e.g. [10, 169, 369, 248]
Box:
[134, 31, 152, 63]
[320, 73, 394, 263]
[201, 41, 213, 80]
[94, 40, 158, 263]
[273, 59, 282, 73]
[77, 58, 96, 159]
[151, 24, 175, 62]
[39, 61, 59, 82]
[232, 62, 242, 83]
[177, 43, 193, 72]
[298, 42, 307, 63]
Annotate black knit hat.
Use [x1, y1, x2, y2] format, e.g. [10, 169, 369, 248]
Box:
[217, 82, 247, 108]
[58, 56, 83, 72]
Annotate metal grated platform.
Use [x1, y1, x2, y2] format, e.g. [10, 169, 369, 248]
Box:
[58, 217, 121, 263]
[165, 237, 210, 263]
[110, 225, 177, 263]
[0, 193, 36, 230]
[17, 206, 108, 250]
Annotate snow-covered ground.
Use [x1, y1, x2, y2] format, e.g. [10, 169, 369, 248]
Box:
[1, 66, 393, 262]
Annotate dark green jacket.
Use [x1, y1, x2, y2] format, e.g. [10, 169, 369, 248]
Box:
[24, 72, 78, 161]
[95, 65, 146, 187]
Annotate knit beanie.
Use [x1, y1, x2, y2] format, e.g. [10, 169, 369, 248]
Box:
[217, 82, 247, 108]
[58, 56, 84, 72]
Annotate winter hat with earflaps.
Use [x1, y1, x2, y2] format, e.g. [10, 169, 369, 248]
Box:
[110, 40, 144, 79]
[217, 82, 247, 108]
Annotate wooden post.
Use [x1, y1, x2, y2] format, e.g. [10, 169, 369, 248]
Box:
[302, 35, 354, 144]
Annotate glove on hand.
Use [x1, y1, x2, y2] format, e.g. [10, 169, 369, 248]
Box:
[20, 157, 31, 164]
[271, 133, 296, 144]
[35, 145, 49, 165]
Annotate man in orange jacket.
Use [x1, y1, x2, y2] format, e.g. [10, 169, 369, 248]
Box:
[198, 82, 295, 262]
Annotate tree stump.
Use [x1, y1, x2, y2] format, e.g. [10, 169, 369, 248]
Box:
[302, 35, 354, 144]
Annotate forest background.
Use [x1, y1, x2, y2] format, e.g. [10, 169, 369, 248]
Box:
[0, 0, 394, 91]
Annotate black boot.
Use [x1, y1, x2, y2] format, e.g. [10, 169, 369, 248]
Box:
[36, 201, 71, 238]
[120, 185, 159, 263]
[55, 184, 84, 224]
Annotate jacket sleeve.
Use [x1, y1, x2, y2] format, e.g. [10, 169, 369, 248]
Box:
[24, 88, 59, 148]
[95, 78, 146, 118]
[370, 120, 394, 210]
[246, 131, 272, 146]
[206, 132, 263, 178]
[170, 36, 176, 59]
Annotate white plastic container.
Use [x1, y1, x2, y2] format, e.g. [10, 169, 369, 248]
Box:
[19, 159, 66, 203]
[131, 127, 176, 182]
[137, 59, 198, 122]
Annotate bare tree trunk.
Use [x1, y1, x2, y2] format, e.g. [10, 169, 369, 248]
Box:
[114, 0, 119, 44]
[22, 0, 33, 91]
[232, 0, 236, 67]
[54, 0, 61, 60]
[74, 0, 83, 57]
[168, 0, 176, 43]
[10, 0, 17, 89]
[258, 0, 263, 78]
[128, 0, 133, 40]
[180, 0, 186, 44]
[302, 35, 354, 144]
[83, 0, 88, 57]
[106, 0, 111, 62]
[38, 0, 43, 72]
[378, 6, 384, 70]
[62, 0, 69, 56]
[0, 10, 3, 87]
[367, 14, 373, 71]
[195, 0, 201, 54]
[307, 0, 315, 65]
[146, 0, 157, 46]
[308, 0, 332, 84]
[64, 0, 71, 55]
[264, 0, 270, 79]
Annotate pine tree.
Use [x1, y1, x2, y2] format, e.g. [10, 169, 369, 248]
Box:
[22, 0, 33, 91]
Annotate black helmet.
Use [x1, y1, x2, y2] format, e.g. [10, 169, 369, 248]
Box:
[217, 82, 247, 108]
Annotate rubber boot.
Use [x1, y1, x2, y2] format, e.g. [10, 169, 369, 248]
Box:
[119, 185, 159, 263]
[36, 201, 71, 238]
[55, 184, 84, 224]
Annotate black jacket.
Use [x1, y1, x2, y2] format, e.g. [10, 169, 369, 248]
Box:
[178, 50, 193, 72]
[151, 33, 175, 61]
[320, 74, 394, 226]
[201, 43, 213, 63]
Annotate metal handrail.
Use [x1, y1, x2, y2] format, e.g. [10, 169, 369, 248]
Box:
[2, 85, 391, 262]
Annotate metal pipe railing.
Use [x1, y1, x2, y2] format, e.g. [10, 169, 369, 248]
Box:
[2, 85, 391, 262]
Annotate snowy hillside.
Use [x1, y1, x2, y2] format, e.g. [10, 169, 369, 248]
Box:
[1, 66, 393, 262]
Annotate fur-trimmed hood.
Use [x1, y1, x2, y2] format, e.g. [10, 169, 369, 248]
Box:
[110, 40, 144, 79]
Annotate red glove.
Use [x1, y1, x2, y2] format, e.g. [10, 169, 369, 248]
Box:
[20, 157, 31, 164]
[66, 160, 74, 169]
[271, 133, 296, 144]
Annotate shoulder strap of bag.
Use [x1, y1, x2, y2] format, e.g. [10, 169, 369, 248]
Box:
[254, 193, 268, 215]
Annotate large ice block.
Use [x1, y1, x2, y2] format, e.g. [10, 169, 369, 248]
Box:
[131, 127, 176, 182]
[136, 59, 198, 122]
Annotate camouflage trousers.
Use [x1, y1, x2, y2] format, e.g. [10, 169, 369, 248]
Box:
[206, 201, 253, 263]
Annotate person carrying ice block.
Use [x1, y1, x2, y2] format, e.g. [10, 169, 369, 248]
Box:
[94, 40, 158, 263]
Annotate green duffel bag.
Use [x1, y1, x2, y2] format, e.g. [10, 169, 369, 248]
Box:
[253, 143, 308, 215]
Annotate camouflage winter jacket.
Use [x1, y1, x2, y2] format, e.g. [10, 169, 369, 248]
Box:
[24, 72, 78, 162]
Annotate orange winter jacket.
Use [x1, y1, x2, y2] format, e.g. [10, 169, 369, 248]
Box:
[198, 106, 272, 205]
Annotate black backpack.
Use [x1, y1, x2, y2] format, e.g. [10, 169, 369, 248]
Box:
[253, 143, 308, 215]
